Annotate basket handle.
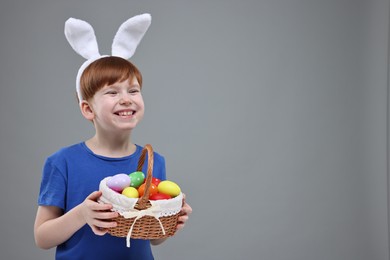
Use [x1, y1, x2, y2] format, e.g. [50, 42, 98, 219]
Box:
[135, 144, 154, 210]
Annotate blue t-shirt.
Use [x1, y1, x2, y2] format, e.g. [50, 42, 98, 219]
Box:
[38, 142, 166, 260]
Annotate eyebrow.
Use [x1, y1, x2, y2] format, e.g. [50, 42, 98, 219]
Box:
[104, 83, 140, 89]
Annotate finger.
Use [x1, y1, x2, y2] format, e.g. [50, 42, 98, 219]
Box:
[182, 193, 186, 206]
[86, 201, 114, 211]
[180, 204, 192, 215]
[87, 191, 103, 201]
[96, 202, 114, 211]
[91, 225, 108, 236]
[176, 223, 185, 231]
[94, 211, 119, 220]
[178, 215, 188, 223]
[93, 219, 118, 229]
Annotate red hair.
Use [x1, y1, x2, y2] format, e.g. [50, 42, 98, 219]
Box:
[79, 56, 143, 102]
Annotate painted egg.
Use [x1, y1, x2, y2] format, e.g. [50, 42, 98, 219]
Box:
[137, 183, 158, 198]
[158, 180, 181, 197]
[129, 171, 145, 188]
[106, 173, 131, 192]
[152, 177, 161, 186]
[122, 187, 139, 198]
[150, 193, 171, 200]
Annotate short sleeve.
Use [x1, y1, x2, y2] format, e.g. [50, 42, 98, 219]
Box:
[38, 157, 67, 210]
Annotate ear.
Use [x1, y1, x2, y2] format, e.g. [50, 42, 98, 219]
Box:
[64, 18, 100, 59]
[80, 101, 95, 121]
[111, 13, 151, 59]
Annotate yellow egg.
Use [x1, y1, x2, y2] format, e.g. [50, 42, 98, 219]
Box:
[121, 187, 139, 198]
[158, 180, 181, 197]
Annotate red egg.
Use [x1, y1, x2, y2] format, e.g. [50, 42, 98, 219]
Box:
[152, 177, 161, 186]
[143, 177, 161, 185]
[150, 193, 172, 200]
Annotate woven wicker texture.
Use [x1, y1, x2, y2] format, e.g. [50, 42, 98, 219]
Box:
[106, 144, 179, 239]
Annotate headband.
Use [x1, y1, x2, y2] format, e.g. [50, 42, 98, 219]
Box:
[64, 13, 152, 104]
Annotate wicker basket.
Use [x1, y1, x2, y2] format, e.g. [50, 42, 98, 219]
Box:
[98, 144, 182, 247]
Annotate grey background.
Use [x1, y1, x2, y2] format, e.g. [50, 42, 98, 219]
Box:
[0, 0, 389, 259]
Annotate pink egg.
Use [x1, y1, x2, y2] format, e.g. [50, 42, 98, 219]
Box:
[106, 173, 131, 192]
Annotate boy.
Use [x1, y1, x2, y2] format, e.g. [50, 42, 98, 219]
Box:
[34, 14, 192, 260]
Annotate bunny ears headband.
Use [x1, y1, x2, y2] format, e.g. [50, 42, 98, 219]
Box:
[64, 13, 152, 103]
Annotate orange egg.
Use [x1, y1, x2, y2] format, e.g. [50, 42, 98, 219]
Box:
[137, 183, 158, 198]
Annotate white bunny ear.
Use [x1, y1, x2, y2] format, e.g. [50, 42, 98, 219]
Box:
[112, 13, 151, 59]
[64, 18, 100, 59]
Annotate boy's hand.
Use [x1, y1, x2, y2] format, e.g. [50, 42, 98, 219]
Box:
[177, 193, 192, 231]
[80, 191, 119, 235]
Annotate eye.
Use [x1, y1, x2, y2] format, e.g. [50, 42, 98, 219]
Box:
[129, 89, 140, 94]
[106, 90, 118, 95]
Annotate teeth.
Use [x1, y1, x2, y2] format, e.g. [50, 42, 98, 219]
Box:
[118, 111, 133, 116]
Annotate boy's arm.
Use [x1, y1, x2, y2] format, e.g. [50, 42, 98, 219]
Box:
[34, 204, 84, 249]
[34, 191, 118, 249]
[150, 194, 192, 246]
[150, 238, 168, 246]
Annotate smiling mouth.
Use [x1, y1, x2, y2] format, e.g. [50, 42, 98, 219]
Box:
[116, 111, 135, 116]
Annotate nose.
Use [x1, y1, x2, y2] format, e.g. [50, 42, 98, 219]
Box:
[119, 95, 132, 105]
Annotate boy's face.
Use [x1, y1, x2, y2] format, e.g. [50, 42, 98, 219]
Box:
[82, 77, 144, 133]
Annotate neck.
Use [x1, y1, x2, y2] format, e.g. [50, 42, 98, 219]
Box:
[86, 132, 136, 158]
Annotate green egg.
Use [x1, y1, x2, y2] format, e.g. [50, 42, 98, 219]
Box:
[129, 171, 145, 188]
